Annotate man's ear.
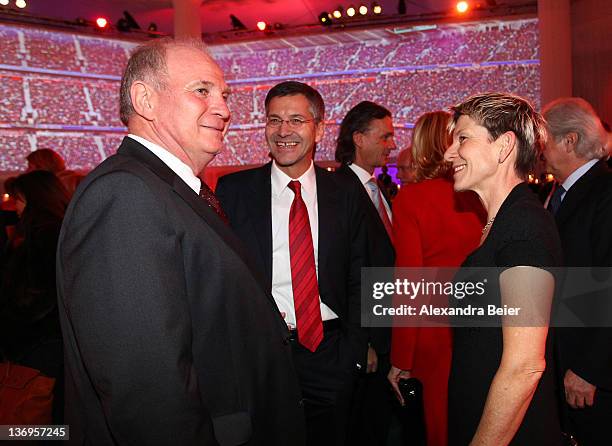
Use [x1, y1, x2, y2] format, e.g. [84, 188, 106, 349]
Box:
[130, 81, 157, 121]
[564, 132, 578, 153]
[352, 131, 364, 149]
[314, 120, 325, 143]
[497, 131, 516, 164]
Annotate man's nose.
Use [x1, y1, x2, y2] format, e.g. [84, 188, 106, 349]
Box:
[278, 121, 293, 136]
[211, 95, 230, 122]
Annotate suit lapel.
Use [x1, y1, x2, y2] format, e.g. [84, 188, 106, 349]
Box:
[556, 161, 607, 226]
[117, 138, 263, 278]
[315, 166, 340, 274]
[245, 163, 273, 289]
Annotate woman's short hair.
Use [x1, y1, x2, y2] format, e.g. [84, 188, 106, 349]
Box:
[449, 92, 547, 179]
[542, 97, 607, 160]
[26, 149, 66, 173]
[411, 111, 452, 181]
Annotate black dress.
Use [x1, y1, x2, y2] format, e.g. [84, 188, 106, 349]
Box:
[448, 183, 565, 445]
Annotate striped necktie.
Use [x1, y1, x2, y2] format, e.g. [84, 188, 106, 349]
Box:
[367, 178, 393, 241]
[287, 180, 323, 352]
[199, 182, 229, 224]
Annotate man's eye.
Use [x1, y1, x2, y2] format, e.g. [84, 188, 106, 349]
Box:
[458, 136, 467, 143]
[290, 118, 305, 126]
[196, 88, 209, 95]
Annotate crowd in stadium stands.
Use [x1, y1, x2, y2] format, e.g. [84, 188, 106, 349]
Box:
[0, 72, 25, 124]
[29, 77, 90, 126]
[88, 80, 124, 127]
[0, 133, 31, 171]
[79, 38, 130, 76]
[0, 19, 540, 171]
[0, 27, 22, 66]
[216, 20, 539, 79]
[25, 29, 81, 72]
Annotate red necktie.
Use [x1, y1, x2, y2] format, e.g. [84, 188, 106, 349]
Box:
[288, 180, 323, 352]
[200, 182, 229, 225]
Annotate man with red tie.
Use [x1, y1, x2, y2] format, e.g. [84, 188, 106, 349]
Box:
[216, 81, 369, 446]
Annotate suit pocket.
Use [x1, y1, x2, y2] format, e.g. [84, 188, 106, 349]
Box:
[212, 411, 252, 446]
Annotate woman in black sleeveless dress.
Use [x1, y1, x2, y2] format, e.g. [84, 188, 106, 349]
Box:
[443, 93, 565, 445]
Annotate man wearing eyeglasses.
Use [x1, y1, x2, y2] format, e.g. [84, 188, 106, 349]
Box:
[216, 81, 369, 445]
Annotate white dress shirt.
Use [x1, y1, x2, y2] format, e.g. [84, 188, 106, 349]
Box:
[270, 160, 338, 327]
[128, 134, 201, 194]
[349, 163, 392, 222]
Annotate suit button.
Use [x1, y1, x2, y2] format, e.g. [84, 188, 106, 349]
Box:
[283, 336, 291, 345]
[298, 399, 305, 408]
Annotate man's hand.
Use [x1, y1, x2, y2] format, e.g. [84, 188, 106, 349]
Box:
[366, 346, 378, 374]
[564, 369, 596, 408]
[387, 365, 411, 406]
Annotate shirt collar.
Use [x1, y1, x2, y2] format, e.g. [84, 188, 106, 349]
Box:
[348, 163, 375, 185]
[561, 158, 599, 193]
[128, 134, 201, 194]
[271, 160, 316, 197]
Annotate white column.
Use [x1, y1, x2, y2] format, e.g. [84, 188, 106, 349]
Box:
[538, 0, 572, 106]
[172, 0, 202, 39]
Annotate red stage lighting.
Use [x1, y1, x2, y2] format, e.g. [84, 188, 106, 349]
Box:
[95, 17, 109, 29]
[456, 1, 470, 13]
[256, 21, 267, 32]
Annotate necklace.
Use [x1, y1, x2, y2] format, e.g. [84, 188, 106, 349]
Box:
[482, 217, 495, 235]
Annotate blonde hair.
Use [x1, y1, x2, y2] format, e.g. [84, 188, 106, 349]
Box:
[411, 111, 452, 181]
[449, 92, 546, 179]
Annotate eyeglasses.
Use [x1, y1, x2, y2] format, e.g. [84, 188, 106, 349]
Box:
[266, 117, 316, 128]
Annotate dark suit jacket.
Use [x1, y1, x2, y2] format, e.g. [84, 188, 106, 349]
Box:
[57, 138, 305, 446]
[335, 164, 395, 355]
[216, 162, 369, 368]
[554, 160, 612, 390]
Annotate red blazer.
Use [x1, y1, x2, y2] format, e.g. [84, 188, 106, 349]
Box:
[391, 177, 484, 446]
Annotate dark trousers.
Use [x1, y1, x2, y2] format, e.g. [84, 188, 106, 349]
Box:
[566, 389, 612, 446]
[347, 353, 395, 446]
[291, 326, 357, 446]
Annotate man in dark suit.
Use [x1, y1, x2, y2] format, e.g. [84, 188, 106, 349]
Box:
[216, 81, 368, 446]
[56, 39, 305, 445]
[335, 101, 396, 445]
[542, 97, 612, 446]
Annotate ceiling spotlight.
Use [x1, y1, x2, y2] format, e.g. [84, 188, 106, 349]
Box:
[346, 5, 356, 17]
[0, 0, 10, 6]
[359, 5, 368, 15]
[456, 1, 470, 13]
[332, 7, 343, 19]
[256, 21, 268, 32]
[15, 0, 27, 8]
[372, 2, 382, 14]
[319, 12, 333, 26]
[95, 17, 109, 29]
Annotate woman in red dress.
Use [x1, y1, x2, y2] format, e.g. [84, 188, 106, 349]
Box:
[387, 111, 484, 446]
